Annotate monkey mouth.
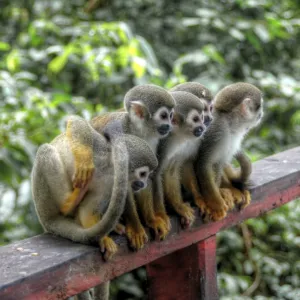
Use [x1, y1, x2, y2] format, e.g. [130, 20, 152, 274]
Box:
[131, 181, 145, 191]
[157, 125, 171, 136]
[193, 126, 205, 137]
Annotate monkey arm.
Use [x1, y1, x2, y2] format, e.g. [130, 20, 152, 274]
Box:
[197, 163, 229, 221]
[123, 189, 148, 250]
[163, 165, 195, 228]
[135, 183, 169, 240]
[152, 171, 170, 227]
[66, 115, 95, 188]
[181, 162, 209, 216]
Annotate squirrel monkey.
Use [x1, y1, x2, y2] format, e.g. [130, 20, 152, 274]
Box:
[67, 84, 175, 245]
[171, 82, 252, 214]
[154, 91, 206, 228]
[31, 116, 158, 259]
[195, 82, 263, 221]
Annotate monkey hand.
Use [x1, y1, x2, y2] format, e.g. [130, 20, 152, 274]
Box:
[72, 144, 95, 188]
[155, 212, 171, 232]
[99, 236, 118, 261]
[176, 203, 195, 229]
[206, 192, 229, 221]
[126, 224, 148, 250]
[148, 216, 170, 241]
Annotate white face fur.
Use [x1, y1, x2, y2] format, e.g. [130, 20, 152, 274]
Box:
[130, 166, 151, 192]
[152, 106, 174, 137]
[173, 109, 206, 138]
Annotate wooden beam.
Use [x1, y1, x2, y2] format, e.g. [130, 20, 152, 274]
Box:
[146, 235, 218, 300]
[0, 147, 300, 300]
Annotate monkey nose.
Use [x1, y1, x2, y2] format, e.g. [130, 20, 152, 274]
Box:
[157, 124, 171, 135]
[204, 116, 212, 126]
[132, 181, 145, 191]
[193, 126, 205, 137]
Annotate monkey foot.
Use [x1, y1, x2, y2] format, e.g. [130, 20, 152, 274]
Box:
[175, 203, 195, 229]
[194, 197, 211, 217]
[209, 208, 227, 221]
[99, 236, 118, 261]
[220, 188, 235, 210]
[155, 212, 171, 232]
[114, 223, 126, 235]
[148, 216, 170, 241]
[126, 224, 148, 250]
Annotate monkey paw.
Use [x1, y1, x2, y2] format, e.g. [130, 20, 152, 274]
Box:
[177, 203, 195, 229]
[126, 225, 148, 250]
[73, 153, 95, 189]
[148, 216, 170, 241]
[194, 197, 211, 217]
[155, 212, 171, 232]
[114, 223, 126, 235]
[99, 236, 118, 261]
[220, 188, 235, 210]
[209, 208, 227, 221]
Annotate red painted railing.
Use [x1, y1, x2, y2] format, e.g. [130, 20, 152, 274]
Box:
[0, 147, 300, 300]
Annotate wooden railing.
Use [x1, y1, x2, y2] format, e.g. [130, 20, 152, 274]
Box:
[1, 147, 300, 300]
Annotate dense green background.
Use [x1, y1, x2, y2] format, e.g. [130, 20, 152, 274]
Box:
[0, 0, 299, 299]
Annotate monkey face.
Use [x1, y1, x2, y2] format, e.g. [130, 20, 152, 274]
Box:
[184, 109, 206, 138]
[130, 166, 151, 192]
[239, 96, 264, 129]
[203, 102, 213, 127]
[152, 107, 174, 137]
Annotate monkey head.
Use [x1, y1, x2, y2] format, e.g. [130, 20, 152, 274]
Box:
[170, 91, 206, 139]
[124, 84, 176, 138]
[170, 82, 213, 127]
[123, 134, 158, 192]
[213, 82, 264, 131]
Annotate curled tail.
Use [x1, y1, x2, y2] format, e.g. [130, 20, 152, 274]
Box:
[232, 151, 252, 190]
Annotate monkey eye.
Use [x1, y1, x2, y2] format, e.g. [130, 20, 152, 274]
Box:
[193, 116, 200, 123]
[140, 171, 147, 178]
[170, 111, 174, 120]
[209, 105, 213, 112]
[256, 103, 261, 110]
[160, 112, 168, 120]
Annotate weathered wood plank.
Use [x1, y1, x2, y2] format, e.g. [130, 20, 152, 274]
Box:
[146, 235, 218, 300]
[0, 147, 300, 300]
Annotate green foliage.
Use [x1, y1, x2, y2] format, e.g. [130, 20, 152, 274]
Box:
[0, 0, 299, 299]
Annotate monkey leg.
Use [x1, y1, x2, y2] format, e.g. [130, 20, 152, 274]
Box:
[198, 168, 229, 222]
[66, 118, 95, 189]
[181, 163, 210, 217]
[124, 191, 148, 250]
[78, 210, 118, 261]
[152, 173, 171, 230]
[163, 170, 195, 229]
[135, 184, 169, 241]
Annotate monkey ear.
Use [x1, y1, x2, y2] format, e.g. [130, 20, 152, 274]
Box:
[130, 101, 148, 119]
[240, 98, 252, 118]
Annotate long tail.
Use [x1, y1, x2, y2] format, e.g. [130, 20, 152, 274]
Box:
[232, 151, 252, 190]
